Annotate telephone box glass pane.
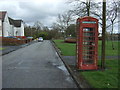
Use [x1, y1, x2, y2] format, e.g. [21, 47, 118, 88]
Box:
[83, 42, 95, 46]
[83, 37, 95, 41]
[83, 33, 95, 36]
[83, 46, 95, 51]
[83, 28, 95, 32]
[82, 28, 95, 64]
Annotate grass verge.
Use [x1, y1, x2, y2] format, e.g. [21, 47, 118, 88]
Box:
[53, 40, 76, 56]
[54, 40, 119, 56]
[0, 47, 5, 50]
[53, 39, 119, 88]
[81, 60, 118, 88]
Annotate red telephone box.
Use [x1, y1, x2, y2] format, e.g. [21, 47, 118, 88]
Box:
[76, 16, 98, 70]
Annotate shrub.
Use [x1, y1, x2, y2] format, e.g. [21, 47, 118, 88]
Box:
[64, 37, 76, 43]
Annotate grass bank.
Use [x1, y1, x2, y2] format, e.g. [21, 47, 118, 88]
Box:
[53, 39, 119, 88]
[54, 40, 119, 56]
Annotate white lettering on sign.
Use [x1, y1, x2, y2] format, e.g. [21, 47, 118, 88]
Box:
[82, 21, 96, 24]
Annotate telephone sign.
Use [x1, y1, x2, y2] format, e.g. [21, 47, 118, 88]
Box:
[82, 21, 96, 24]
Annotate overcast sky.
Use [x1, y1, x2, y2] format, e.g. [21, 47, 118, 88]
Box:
[0, 0, 119, 33]
[0, 0, 70, 27]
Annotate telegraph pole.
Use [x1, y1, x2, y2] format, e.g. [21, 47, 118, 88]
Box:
[86, 0, 90, 16]
[101, 0, 106, 70]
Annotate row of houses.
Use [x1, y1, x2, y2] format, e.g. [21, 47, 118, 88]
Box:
[0, 11, 24, 37]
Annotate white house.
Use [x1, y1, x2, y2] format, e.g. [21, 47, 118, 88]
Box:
[0, 11, 24, 37]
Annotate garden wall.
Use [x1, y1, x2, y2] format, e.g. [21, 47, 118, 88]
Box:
[0, 37, 31, 46]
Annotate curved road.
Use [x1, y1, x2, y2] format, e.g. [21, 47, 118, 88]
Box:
[2, 40, 77, 88]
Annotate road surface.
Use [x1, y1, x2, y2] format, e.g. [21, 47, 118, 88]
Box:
[2, 40, 77, 88]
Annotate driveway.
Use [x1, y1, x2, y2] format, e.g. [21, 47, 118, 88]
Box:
[2, 40, 77, 88]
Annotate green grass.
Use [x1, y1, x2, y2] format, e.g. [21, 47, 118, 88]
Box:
[0, 47, 4, 50]
[54, 40, 76, 56]
[98, 41, 119, 56]
[53, 39, 119, 88]
[81, 60, 118, 88]
[54, 40, 119, 56]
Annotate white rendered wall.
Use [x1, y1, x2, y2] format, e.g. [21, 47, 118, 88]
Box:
[14, 27, 21, 36]
[2, 13, 24, 37]
[0, 20, 2, 36]
[10, 25, 14, 36]
[14, 22, 24, 36]
[21, 22, 24, 36]
[3, 14, 11, 37]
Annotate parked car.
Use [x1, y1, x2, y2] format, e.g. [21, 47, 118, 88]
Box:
[5, 36, 17, 39]
[5, 36, 21, 40]
[27, 37, 33, 39]
[38, 37, 43, 42]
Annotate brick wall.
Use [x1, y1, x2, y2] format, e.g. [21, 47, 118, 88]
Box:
[0, 37, 27, 46]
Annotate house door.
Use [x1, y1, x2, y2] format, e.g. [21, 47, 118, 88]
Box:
[16, 31, 18, 36]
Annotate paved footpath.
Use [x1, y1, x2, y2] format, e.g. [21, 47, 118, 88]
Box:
[1, 40, 36, 56]
[2, 40, 77, 88]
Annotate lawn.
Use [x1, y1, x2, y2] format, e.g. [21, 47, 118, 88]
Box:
[53, 39, 119, 88]
[99, 41, 119, 56]
[81, 60, 118, 88]
[0, 47, 4, 50]
[54, 40, 119, 56]
[53, 40, 76, 56]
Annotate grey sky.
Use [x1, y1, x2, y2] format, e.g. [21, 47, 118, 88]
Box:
[0, 0, 69, 27]
[0, 0, 119, 33]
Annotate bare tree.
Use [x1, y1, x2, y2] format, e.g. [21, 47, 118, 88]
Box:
[34, 21, 43, 30]
[56, 11, 74, 38]
[67, 0, 119, 30]
[107, 0, 118, 50]
[34, 21, 44, 37]
[67, 0, 100, 17]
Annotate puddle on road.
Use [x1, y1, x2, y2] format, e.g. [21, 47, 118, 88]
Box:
[52, 62, 69, 76]
[57, 65, 69, 75]
[52, 62, 59, 67]
[51, 62, 74, 83]
[66, 77, 73, 82]
[57, 65, 74, 83]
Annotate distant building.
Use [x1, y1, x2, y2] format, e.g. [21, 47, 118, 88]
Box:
[0, 11, 24, 37]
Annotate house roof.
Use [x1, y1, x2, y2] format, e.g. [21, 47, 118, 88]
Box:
[8, 17, 14, 25]
[13, 20, 23, 27]
[0, 11, 23, 27]
[8, 17, 23, 27]
[0, 11, 7, 21]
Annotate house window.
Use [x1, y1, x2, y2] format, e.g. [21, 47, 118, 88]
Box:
[16, 31, 18, 36]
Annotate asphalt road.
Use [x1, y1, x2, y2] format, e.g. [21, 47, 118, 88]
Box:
[2, 40, 77, 88]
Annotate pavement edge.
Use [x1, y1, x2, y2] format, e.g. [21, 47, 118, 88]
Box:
[1, 41, 36, 56]
[51, 40, 94, 89]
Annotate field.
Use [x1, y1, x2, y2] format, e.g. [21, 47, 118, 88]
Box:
[53, 40, 119, 88]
